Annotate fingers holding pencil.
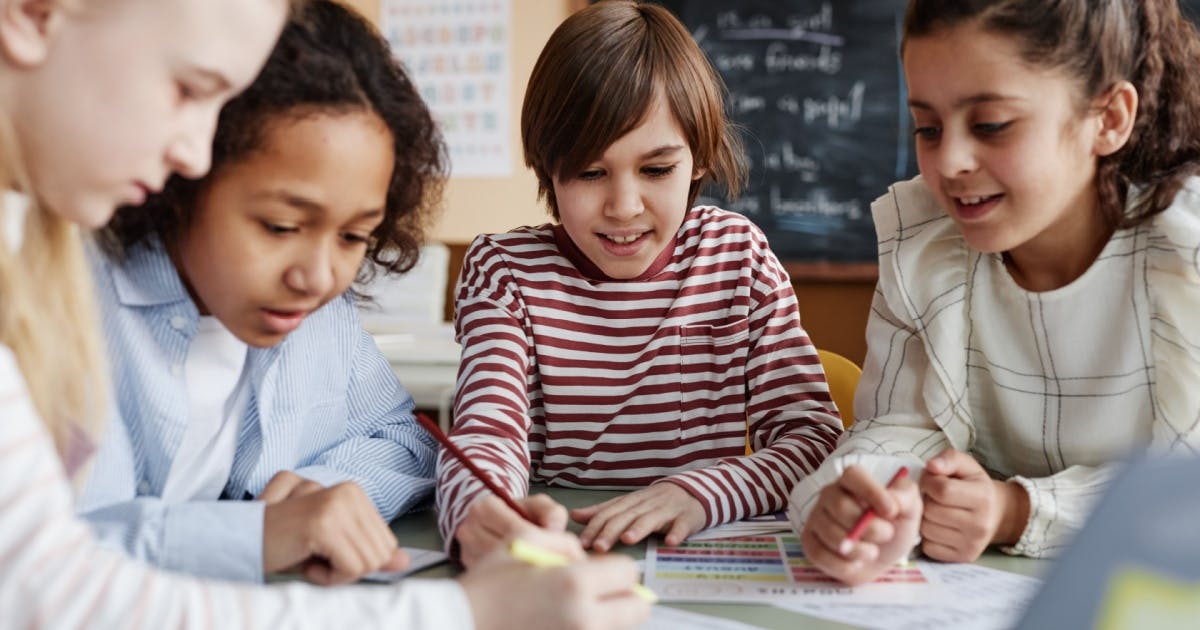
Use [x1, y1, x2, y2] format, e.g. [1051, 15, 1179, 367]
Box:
[800, 464, 923, 586]
[462, 548, 651, 630]
[840, 466, 910, 553]
[804, 467, 899, 560]
[414, 412, 585, 568]
[457, 494, 583, 568]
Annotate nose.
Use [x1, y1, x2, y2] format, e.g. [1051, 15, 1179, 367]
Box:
[165, 107, 217, 180]
[604, 173, 644, 222]
[283, 243, 337, 298]
[933, 131, 978, 179]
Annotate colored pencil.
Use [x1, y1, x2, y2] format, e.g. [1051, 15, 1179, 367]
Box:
[842, 466, 910, 550]
[414, 412, 532, 521]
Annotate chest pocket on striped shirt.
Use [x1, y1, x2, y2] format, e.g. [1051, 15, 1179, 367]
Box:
[678, 319, 752, 412]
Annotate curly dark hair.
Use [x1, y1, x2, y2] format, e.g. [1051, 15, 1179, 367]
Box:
[99, 0, 446, 284]
[903, 0, 1200, 229]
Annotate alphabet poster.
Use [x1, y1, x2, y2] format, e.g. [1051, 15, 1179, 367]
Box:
[382, 0, 513, 177]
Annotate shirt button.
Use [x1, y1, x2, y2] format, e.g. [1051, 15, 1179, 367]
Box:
[137, 480, 152, 494]
[170, 364, 183, 377]
[169, 316, 188, 330]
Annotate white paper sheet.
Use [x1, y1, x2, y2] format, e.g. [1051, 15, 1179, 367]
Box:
[361, 547, 449, 582]
[637, 606, 767, 630]
[687, 511, 792, 541]
[774, 562, 1041, 630]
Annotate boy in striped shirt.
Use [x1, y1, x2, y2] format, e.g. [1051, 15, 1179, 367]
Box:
[437, 0, 844, 567]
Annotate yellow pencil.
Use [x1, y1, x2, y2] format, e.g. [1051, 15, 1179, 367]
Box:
[508, 539, 658, 603]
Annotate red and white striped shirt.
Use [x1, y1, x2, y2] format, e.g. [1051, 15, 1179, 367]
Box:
[436, 207, 843, 543]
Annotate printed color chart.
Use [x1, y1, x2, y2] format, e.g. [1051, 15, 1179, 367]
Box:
[645, 535, 939, 604]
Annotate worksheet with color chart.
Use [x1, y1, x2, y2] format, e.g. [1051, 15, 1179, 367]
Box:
[644, 535, 941, 604]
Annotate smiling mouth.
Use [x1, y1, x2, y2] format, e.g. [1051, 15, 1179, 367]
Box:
[602, 232, 649, 244]
[956, 194, 1002, 206]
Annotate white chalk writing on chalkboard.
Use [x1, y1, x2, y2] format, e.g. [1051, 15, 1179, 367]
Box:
[654, 0, 912, 268]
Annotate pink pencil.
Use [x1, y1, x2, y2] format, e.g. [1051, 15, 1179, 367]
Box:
[841, 466, 910, 553]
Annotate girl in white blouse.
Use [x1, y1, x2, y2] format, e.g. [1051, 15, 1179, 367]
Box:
[0, 0, 649, 628]
[792, 0, 1200, 586]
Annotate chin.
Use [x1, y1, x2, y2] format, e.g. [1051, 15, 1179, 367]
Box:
[62, 198, 119, 229]
[234, 326, 284, 349]
[247, 333, 286, 349]
[959, 228, 1013, 254]
[602, 263, 650, 280]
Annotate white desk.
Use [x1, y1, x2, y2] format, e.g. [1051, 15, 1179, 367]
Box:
[368, 321, 461, 431]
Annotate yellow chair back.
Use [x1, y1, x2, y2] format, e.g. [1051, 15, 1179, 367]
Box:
[745, 349, 861, 454]
[816, 349, 861, 430]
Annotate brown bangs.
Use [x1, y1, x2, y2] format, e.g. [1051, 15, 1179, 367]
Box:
[522, 1, 745, 217]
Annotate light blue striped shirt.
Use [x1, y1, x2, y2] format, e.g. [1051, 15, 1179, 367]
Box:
[77, 241, 437, 582]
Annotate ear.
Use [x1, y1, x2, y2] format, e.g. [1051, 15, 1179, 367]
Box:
[0, 0, 67, 68]
[692, 166, 707, 181]
[1092, 81, 1138, 157]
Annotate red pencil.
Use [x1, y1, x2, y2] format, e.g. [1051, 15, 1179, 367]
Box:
[414, 412, 532, 521]
[841, 466, 910, 553]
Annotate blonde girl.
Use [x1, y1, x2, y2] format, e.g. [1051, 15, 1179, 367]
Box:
[0, 0, 649, 627]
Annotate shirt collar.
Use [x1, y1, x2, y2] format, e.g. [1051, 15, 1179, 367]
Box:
[109, 238, 194, 308]
[3, 191, 29, 251]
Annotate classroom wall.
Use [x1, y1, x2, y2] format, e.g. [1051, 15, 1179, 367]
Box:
[341, 0, 565, 243]
[341, 0, 874, 365]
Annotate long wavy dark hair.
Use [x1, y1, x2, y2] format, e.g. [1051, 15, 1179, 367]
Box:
[99, 0, 446, 283]
[903, 0, 1200, 228]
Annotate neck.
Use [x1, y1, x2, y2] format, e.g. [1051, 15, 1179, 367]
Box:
[165, 238, 211, 315]
[1003, 195, 1113, 292]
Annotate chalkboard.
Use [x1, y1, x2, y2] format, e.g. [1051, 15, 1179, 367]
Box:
[1186, 1, 1200, 26]
[645, 0, 912, 279]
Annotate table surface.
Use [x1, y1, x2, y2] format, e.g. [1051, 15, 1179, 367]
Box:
[392, 486, 1048, 630]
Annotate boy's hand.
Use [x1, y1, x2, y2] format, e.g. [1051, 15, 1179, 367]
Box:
[258, 472, 407, 584]
[571, 483, 706, 551]
[455, 494, 582, 568]
[919, 449, 1030, 562]
[800, 465, 922, 586]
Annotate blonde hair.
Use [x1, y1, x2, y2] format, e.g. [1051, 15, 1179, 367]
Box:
[0, 115, 107, 484]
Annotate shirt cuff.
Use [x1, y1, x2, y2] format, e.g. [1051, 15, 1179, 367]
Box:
[1003, 475, 1046, 557]
[292, 465, 356, 489]
[399, 579, 475, 630]
[656, 471, 727, 528]
[161, 500, 265, 582]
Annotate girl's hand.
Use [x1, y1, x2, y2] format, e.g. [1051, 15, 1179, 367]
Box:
[571, 483, 706, 551]
[918, 449, 1031, 562]
[259, 473, 407, 585]
[461, 549, 651, 630]
[455, 494, 583, 568]
[800, 465, 922, 586]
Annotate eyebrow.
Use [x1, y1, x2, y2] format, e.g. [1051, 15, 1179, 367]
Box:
[908, 93, 1024, 110]
[254, 190, 385, 221]
[188, 67, 234, 93]
[640, 144, 687, 160]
